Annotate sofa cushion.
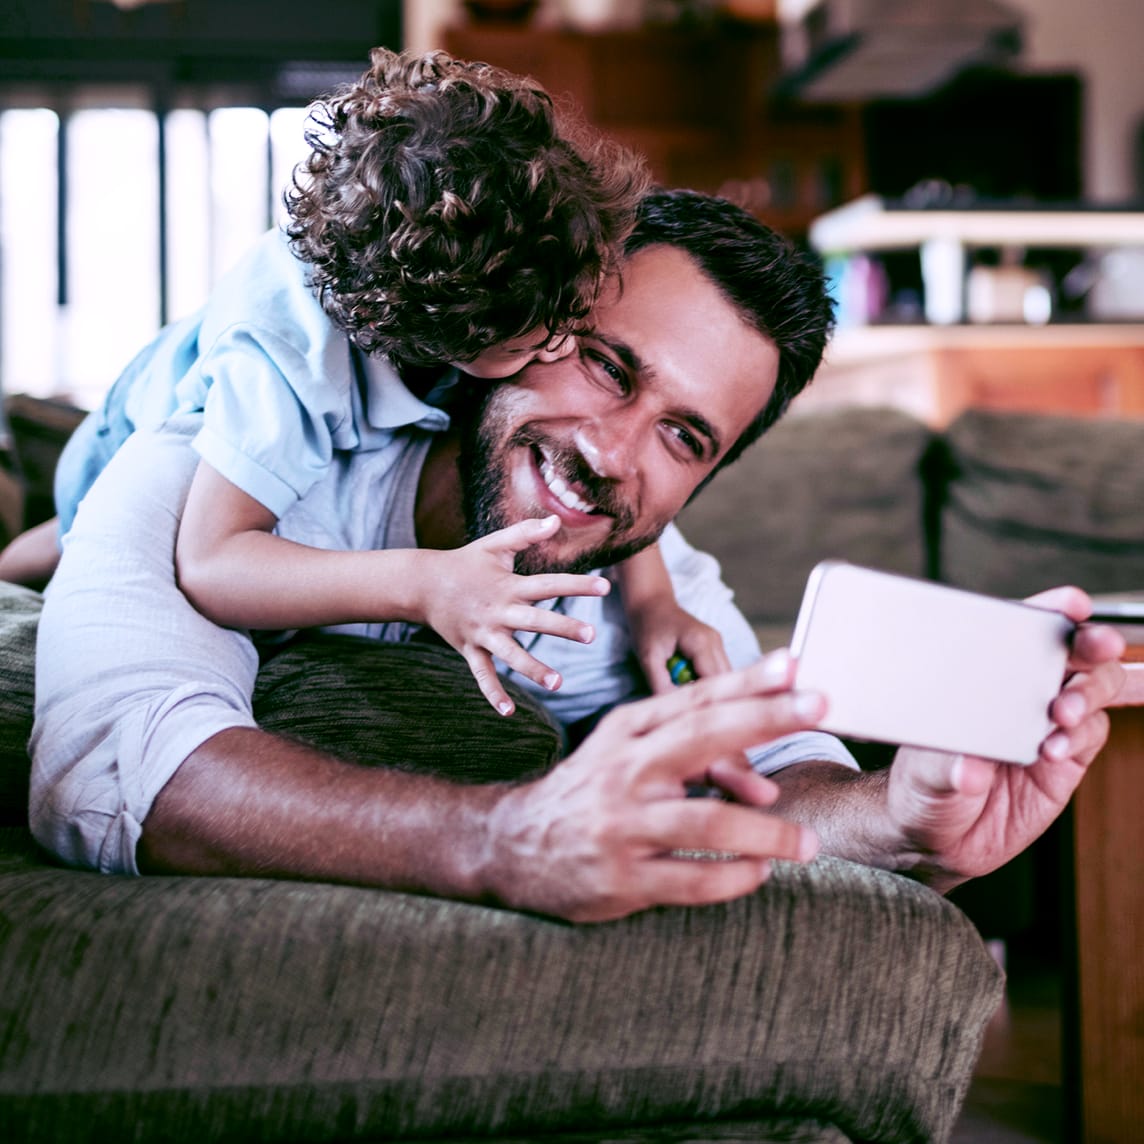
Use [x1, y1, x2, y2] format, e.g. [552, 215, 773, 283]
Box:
[940, 409, 1144, 599]
[3, 394, 86, 530]
[678, 407, 934, 629]
[252, 632, 564, 784]
[0, 582, 40, 826]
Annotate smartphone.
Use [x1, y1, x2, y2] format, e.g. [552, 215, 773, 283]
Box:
[790, 561, 1075, 765]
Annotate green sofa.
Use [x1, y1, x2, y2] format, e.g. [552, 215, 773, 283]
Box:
[13, 395, 1142, 1141]
[678, 403, 1144, 648]
[0, 587, 1000, 1143]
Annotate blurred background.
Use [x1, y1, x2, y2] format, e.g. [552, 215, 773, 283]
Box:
[3, 7, 1144, 1137]
[1, 0, 1143, 413]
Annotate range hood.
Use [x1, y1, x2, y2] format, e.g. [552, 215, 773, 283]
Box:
[777, 0, 1023, 102]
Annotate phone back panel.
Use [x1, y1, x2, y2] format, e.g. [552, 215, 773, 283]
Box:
[790, 562, 1074, 764]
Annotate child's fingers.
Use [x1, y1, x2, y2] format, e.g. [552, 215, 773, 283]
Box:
[688, 639, 732, 680]
[642, 640, 680, 694]
[481, 634, 563, 693]
[515, 572, 611, 601]
[483, 515, 562, 555]
[464, 649, 517, 716]
[506, 606, 596, 645]
[643, 655, 675, 695]
[677, 624, 733, 680]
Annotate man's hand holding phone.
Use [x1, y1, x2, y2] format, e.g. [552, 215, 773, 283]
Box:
[883, 586, 1125, 892]
[772, 565, 1126, 891]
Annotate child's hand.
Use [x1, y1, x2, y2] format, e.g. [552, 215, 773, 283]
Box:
[629, 597, 732, 694]
[420, 515, 610, 715]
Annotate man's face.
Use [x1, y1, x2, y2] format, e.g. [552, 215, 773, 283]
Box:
[459, 244, 781, 574]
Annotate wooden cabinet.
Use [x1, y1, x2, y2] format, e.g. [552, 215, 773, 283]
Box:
[1069, 650, 1144, 1142]
[795, 325, 1144, 428]
[443, 21, 866, 236]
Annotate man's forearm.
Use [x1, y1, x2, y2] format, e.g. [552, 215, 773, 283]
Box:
[138, 727, 509, 901]
[771, 763, 921, 878]
[136, 660, 831, 923]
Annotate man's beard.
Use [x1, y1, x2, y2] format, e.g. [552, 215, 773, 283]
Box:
[456, 388, 664, 575]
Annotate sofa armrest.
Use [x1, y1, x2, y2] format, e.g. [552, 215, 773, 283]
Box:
[0, 829, 1001, 1143]
[1, 593, 1002, 1142]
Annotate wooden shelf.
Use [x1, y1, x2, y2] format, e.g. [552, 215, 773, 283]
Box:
[810, 194, 1144, 254]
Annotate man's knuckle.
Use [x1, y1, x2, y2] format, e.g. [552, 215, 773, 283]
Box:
[598, 705, 635, 737]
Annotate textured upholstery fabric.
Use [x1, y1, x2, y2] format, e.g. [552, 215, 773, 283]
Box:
[940, 408, 1144, 599]
[0, 824, 1001, 1144]
[677, 407, 933, 628]
[2, 395, 86, 531]
[430, 1121, 852, 1142]
[252, 632, 564, 783]
[0, 582, 39, 825]
[0, 607, 1003, 1143]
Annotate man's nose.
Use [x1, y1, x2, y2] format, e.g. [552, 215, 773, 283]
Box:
[535, 334, 577, 364]
[574, 416, 639, 481]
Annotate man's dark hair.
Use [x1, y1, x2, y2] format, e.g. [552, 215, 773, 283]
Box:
[626, 189, 835, 470]
[286, 47, 649, 368]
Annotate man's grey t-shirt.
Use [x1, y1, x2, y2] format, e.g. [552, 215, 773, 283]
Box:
[31, 414, 853, 875]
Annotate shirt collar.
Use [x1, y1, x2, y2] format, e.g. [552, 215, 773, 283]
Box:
[358, 350, 454, 432]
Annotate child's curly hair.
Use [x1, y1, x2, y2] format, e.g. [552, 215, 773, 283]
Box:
[285, 47, 650, 366]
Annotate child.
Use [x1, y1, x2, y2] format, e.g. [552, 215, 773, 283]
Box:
[0, 47, 730, 710]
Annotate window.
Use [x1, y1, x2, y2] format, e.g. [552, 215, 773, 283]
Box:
[0, 97, 313, 410]
[0, 110, 59, 404]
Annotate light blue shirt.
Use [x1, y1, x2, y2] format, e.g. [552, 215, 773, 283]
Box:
[125, 227, 450, 517]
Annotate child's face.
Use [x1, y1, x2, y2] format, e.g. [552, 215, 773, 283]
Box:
[457, 330, 577, 380]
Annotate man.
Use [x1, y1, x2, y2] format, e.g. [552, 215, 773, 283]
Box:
[29, 190, 1123, 923]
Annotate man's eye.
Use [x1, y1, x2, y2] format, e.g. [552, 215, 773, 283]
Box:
[586, 351, 627, 393]
[667, 423, 704, 458]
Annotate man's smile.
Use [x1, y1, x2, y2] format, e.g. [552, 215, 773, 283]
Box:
[512, 430, 638, 542]
[535, 444, 602, 518]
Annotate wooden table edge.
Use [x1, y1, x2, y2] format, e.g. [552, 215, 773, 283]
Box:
[1110, 647, 1144, 707]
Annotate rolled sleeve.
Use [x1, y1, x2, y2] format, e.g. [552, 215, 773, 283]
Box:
[747, 730, 857, 775]
[191, 325, 349, 516]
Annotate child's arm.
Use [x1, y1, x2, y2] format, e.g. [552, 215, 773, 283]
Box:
[175, 461, 610, 714]
[0, 517, 63, 590]
[614, 542, 731, 693]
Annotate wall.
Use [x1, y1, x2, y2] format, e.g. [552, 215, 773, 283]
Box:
[405, 0, 562, 53]
[1008, 0, 1144, 201]
[403, 0, 459, 54]
[408, 0, 1144, 203]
